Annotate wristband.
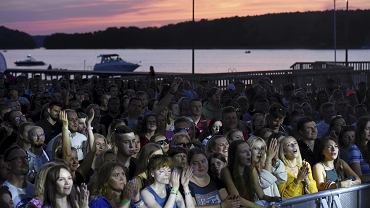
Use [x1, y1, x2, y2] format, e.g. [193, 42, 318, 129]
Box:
[170, 187, 178, 195]
[120, 199, 130, 206]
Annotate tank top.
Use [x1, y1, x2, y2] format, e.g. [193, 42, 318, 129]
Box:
[145, 185, 177, 208]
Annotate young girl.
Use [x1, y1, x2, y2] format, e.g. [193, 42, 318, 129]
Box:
[221, 140, 268, 208]
[141, 155, 194, 208]
[248, 137, 284, 203]
[278, 136, 318, 199]
[313, 137, 361, 191]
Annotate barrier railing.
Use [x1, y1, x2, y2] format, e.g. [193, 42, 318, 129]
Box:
[3, 65, 370, 91]
[279, 184, 370, 208]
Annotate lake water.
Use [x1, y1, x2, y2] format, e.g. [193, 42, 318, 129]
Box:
[2, 49, 369, 73]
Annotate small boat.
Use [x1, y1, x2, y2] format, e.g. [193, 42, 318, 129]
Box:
[15, 55, 45, 66]
[93, 54, 140, 72]
[245, 50, 251, 54]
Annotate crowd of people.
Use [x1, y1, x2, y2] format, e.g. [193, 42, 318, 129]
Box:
[0, 72, 370, 208]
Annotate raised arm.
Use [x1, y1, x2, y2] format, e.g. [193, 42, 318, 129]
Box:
[60, 110, 72, 160]
[86, 107, 95, 152]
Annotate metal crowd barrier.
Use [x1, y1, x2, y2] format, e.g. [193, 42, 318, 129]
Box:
[279, 184, 370, 208]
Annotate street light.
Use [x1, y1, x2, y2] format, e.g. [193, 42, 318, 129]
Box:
[192, 0, 195, 75]
[345, 0, 349, 66]
[333, 0, 337, 64]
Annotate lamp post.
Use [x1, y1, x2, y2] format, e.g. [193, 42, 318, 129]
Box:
[345, 0, 349, 67]
[192, 0, 195, 75]
[333, 0, 337, 64]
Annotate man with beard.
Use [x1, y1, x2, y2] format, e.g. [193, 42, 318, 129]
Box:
[46, 109, 87, 161]
[36, 101, 62, 144]
[26, 126, 49, 178]
[2, 145, 34, 207]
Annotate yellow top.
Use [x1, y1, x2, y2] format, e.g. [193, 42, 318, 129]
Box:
[278, 162, 318, 199]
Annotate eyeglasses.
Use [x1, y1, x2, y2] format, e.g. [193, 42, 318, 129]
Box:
[15, 115, 26, 121]
[173, 142, 192, 148]
[156, 140, 168, 146]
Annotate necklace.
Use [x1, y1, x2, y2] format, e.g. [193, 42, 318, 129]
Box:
[321, 162, 334, 170]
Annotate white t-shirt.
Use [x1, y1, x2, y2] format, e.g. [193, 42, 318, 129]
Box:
[46, 131, 87, 160]
[2, 180, 34, 208]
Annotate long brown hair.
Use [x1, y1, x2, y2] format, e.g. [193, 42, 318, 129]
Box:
[43, 164, 77, 208]
[318, 137, 345, 180]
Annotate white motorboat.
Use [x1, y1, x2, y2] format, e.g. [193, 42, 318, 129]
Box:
[93, 54, 140, 72]
[15, 55, 46, 66]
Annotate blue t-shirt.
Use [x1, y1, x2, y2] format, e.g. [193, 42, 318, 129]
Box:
[348, 144, 370, 176]
[188, 180, 222, 206]
[144, 185, 177, 208]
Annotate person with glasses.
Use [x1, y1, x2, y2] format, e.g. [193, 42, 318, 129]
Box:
[139, 114, 158, 147]
[151, 134, 170, 153]
[171, 133, 192, 150]
[173, 117, 196, 142]
[27, 126, 50, 181]
[2, 145, 34, 207]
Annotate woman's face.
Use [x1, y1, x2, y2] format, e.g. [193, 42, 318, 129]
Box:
[191, 154, 208, 177]
[341, 130, 355, 147]
[154, 136, 170, 153]
[109, 166, 127, 191]
[95, 137, 107, 155]
[322, 139, 339, 161]
[146, 116, 157, 132]
[237, 143, 252, 166]
[152, 166, 172, 184]
[230, 130, 244, 142]
[210, 158, 226, 177]
[56, 168, 73, 196]
[213, 137, 229, 159]
[251, 140, 266, 163]
[362, 121, 370, 141]
[283, 137, 299, 160]
[211, 121, 222, 135]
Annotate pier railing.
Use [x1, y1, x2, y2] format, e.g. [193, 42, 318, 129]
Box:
[4, 61, 370, 91]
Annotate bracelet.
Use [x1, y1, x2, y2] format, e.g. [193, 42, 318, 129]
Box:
[134, 199, 144, 208]
[184, 191, 192, 196]
[170, 187, 178, 195]
[120, 199, 130, 206]
[87, 126, 93, 130]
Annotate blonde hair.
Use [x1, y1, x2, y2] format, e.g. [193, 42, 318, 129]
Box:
[34, 162, 57, 199]
[247, 137, 267, 170]
[171, 132, 191, 144]
[279, 136, 303, 167]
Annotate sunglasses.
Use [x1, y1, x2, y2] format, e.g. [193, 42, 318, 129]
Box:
[156, 140, 168, 146]
[173, 142, 192, 148]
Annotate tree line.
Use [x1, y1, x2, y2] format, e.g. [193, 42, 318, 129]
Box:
[1, 10, 370, 49]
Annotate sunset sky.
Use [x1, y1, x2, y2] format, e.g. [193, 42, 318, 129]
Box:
[1, 0, 370, 35]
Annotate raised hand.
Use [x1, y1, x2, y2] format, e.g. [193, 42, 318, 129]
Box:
[76, 183, 90, 208]
[87, 107, 95, 126]
[59, 110, 68, 129]
[267, 138, 278, 161]
[169, 77, 183, 94]
[296, 162, 309, 183]
[170, 168, 180, 189]
[181, 167, 193, 188]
